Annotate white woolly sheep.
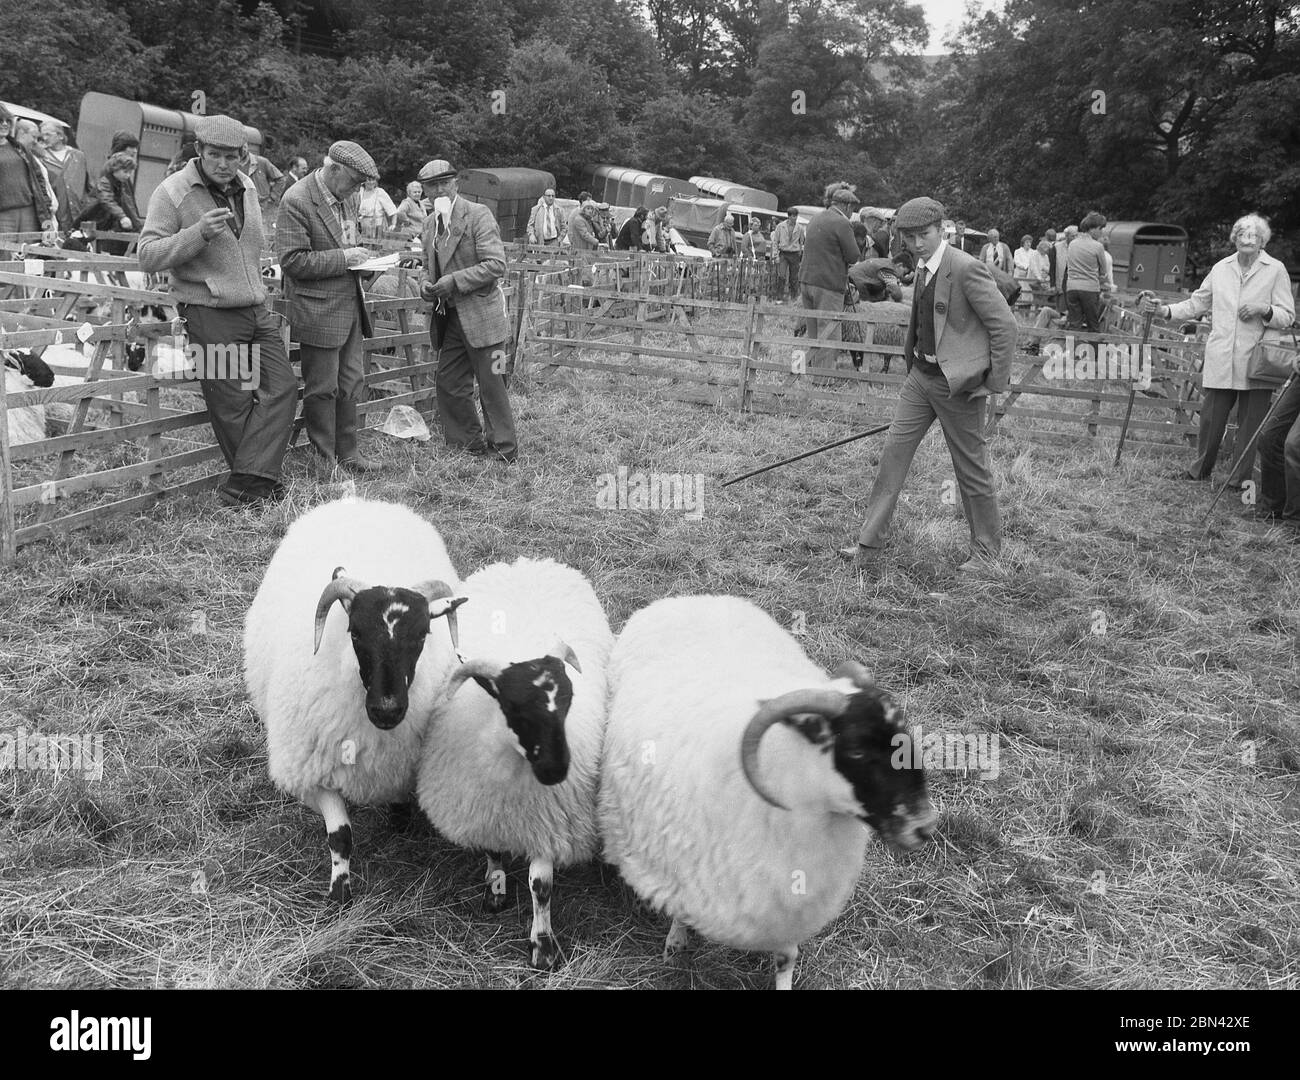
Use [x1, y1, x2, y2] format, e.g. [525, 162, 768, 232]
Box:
[599, 594, 937, 990]
[416, 557, 613, 969]
[3, 350, 55, 446]
[244, 497, 467, 904]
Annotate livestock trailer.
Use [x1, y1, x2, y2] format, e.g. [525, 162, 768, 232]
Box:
[688, 175, 780, 212]
[1, 100, 73, 138]
[1102, 221, 1188, 292]
[457, 167, 557, 243]
[668, 196, 785, 249]
[586, 165, 698, 211]
[76, 92, 262, 213]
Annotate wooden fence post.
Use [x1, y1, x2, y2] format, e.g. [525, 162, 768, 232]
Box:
[0, 374, 15, 564]
[737, 297, 757, 412]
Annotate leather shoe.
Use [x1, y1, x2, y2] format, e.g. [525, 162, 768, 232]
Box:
[339, 454, 381, 473]
[218, 474, 271, 507]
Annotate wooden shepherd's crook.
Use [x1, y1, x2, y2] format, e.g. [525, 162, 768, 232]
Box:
[1113, 308, 1157, 467]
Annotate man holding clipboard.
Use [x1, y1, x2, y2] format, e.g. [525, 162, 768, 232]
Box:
[277, 140, 382, 472]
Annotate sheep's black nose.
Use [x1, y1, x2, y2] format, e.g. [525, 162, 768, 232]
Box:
[368, 699, 406, 729]
[532, 761, 569, 786]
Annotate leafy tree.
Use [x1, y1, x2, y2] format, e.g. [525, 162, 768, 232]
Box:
[339, 0, 512, 90]
[462, 40, 623, 193]
[0, 0, 155, 122]
[632, 90, 749, 179]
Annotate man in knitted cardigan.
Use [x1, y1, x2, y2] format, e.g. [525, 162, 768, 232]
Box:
[138, 114, 297, 507]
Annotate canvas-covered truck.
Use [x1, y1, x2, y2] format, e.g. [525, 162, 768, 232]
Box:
[668, 196, 786, 250]
[76, 91, 263, 212]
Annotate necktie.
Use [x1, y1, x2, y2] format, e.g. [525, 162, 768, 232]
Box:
[917, 264, 929, 291]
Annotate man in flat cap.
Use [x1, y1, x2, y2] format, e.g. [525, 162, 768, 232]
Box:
[417, 158, 517, 463]
[277, 141, 381, 472]
[138, 113, 297, 507]
[840, 195, 1016, 573]
[800, 182, 860, 367]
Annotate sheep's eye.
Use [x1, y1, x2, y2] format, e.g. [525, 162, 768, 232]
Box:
[844, 748, 867, 761]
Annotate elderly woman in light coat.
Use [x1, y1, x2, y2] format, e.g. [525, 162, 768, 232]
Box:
[1141, 213, 1295, 487]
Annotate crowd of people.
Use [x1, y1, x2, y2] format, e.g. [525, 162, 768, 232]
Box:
[130, 114, 516, 508]
[3, 103, 1297, 540]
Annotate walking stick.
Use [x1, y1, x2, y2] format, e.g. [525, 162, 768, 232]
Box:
[723, 423, 892, 487]
[1113, 308, 1156, 467]
[1203, 370, 1297, 521]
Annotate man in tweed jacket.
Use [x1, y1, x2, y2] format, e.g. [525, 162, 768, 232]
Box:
[417, 158, 517, 462]
[137, 113, 296, 507]
[278, 141, 380, 471]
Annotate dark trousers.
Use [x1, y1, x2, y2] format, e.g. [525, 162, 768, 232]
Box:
[779, 252, 801, 298]
[1255, 378, 1300, 516]
[857, 366, 1001, 557]
[1190, 386, 1272, 485]
[298, 311, 366, 460]
[1065, 289, 1102, 332]
[433, 309, 517, 457]
[180, 303, 296, 481]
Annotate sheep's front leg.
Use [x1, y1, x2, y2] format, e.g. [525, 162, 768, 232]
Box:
[774, 945, 798, 991]
[528, 857, 560, 969]
[663, 916, 691, 966]
[483, 851, 512, 913]
[309, 788, 353, 905]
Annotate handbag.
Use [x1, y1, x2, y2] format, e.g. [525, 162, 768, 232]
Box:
[1248, 326, 1300, 386]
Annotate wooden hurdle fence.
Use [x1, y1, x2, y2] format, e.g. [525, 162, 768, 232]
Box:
[0, 242, 523, 561]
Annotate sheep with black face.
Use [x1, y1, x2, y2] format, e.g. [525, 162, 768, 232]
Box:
[599, 594, 936, 989]
[244, 498, 467, 904]
[417, 557, 613, 969]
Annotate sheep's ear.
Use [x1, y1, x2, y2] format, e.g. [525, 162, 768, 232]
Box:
[786, 712, 834, 749]
[471, 674, 500, 701]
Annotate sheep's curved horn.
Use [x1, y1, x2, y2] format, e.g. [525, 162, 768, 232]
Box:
[831, 661, 875, 689]
[550, 638, 581, 673]
[739, 689, 851, 811]
[313, 571, 367, 654]
[444, 658, 506, 701]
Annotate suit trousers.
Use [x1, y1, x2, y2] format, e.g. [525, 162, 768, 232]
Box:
[298, 309, 366, 459]
[1256, 376, 1300, 518]
[180, 303, 296, 481]
[856, 366, 1002, 557]
[1191, 385, 1272, 485]
[800, 283, 844, 368]
[780, 252, 802, 298]
[434, 308, 517, 457]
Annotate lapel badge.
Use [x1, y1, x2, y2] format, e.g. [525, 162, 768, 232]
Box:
[934, 300, 947, 315]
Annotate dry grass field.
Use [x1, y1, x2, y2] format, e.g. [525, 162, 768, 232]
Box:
[1, 345, 1297, 990]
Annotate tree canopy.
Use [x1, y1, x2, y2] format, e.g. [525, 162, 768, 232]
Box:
[0, 0, 1295, 267]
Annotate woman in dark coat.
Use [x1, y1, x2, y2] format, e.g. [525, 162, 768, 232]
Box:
[78, 151, 142, 256]
[0, 104, 56, 238]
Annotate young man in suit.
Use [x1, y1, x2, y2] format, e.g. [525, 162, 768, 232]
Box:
[839, 196, 1017, 573]
[277, 140, 380, 472]
[417, 158, 517, 463]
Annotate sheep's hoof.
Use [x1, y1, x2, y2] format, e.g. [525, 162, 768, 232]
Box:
[482, 885, 514, 914]
[530, 933, 560, 970]
[328, 874, 352, 906]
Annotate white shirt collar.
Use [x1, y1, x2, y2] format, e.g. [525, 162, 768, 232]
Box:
[917, 237, 948, 276]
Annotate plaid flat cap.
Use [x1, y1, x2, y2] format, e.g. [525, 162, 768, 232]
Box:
[895, 197, 946, 229]
[831, 186, 860, 205]
[328, 140, 379, 180]
[194, 114, 247, 149]
[417, 159, 457, 183]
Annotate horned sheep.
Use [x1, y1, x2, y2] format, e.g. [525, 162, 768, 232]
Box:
[599, 594, 937, 989]
[243, 497, 467, 904]
[416, 557, 613, 969]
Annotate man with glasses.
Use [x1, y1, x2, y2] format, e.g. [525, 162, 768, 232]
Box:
[277, 141, 381, 472]
[138, 113, 297, 507]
